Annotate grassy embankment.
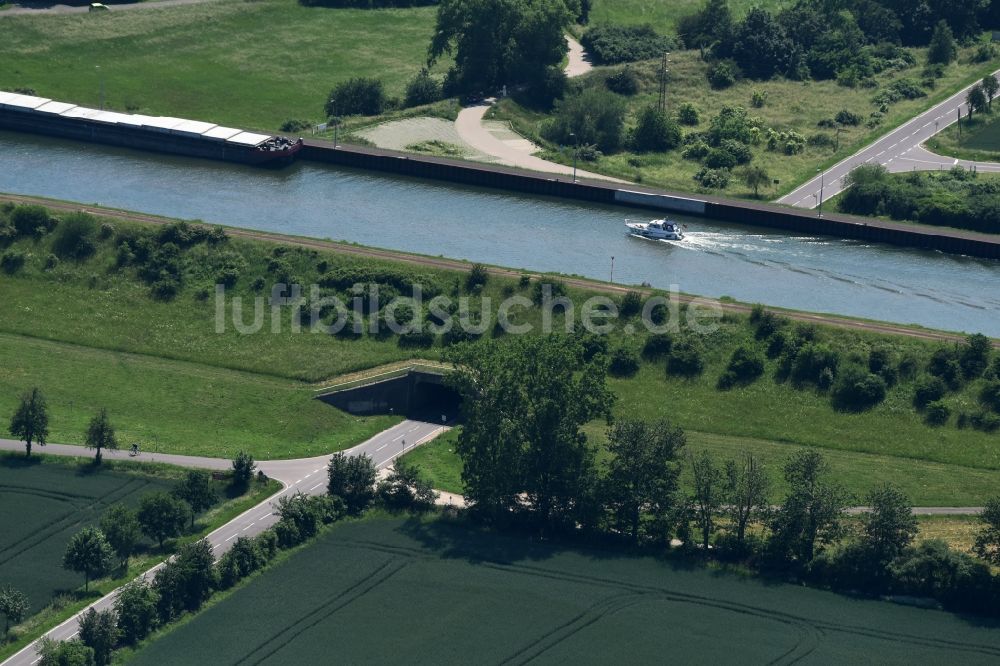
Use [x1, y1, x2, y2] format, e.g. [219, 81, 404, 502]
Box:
[2, 203, 999, 500]
[491, 40, 1000, 198]
[587, 0, 780, 33]
[0, 451, 280, 662]
[926, 110, 1000, 162]
[0, 0, 442, 131]
[124, 514, 1000, 664]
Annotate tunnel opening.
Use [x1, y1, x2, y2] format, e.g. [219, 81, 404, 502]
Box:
[317, 369, 462, 423]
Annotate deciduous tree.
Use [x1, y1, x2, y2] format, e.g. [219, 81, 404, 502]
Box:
[690, 451, 724, 550]
[99, 504, 140, 569]
[927, 20, 957, 65]
[84, 408, 118, 464]
[9, 387, 48, 457]
[231, 450, 256, 491]
[861, 483, 918, 566]
[967, 83, 989, 118]
[63, 527, 114, 592]
[172, 471, 217, 528]
[769, 451, 850, 564]
[603, 419, 685, 543]
[429, 0, 574, 95]
[741, 165, 771, 198]
[725, 451, 770, 545]
[448, 335, 613, 528]
[327, 453, 377, 514]
[113, 580, 159, 645]
[983, 74, 999, 110]
[0, 585, 28, 636]
[137, 492, 190, 549]
[973, 496, 1000, 564]
[77, 608, 119, 666]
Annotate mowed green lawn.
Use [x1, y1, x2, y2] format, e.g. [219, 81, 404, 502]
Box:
[0, 457, 173, 617]
[128, 515, 1000, 664]
[0, 332, 398, 459]
[0, 0, 441, 130]
[926, 111, 1000, 162]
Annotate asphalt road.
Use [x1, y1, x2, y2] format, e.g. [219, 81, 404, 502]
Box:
[779, 67, 1000, 209]
[0, 419, 446, 666]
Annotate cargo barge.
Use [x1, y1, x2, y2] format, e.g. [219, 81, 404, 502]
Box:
[0, 92, 302, 166]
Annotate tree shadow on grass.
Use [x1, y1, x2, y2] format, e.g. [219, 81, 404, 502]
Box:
[395, 513, 703, 575]
[0, 453, 42, 469]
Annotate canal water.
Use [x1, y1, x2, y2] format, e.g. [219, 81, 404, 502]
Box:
[2, 131, 998, 335]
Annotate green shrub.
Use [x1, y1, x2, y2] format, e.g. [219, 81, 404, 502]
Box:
[693, 167, 730, 189]
[580, 23, 674, 65]
[11, 205, 54, 237]
[677, 102, 700, 126]
[642, 333, 673, 359]
[832, 366, 887, 412]
[835, 109, 862, 126]
[325, 77, 386, 117]
[790, 343, 840, 387]
[405, 69, 442, 107]
[543, 88, 626, 153]
[708, 61, 738, 89]
[981, 381, 1000, 414]
[1, 249, 26, 274]
[630, 106, 681, 152]
[52, 212, 99, 260]
[667, 338, 704, 377]
[605, 68, 639, 96]
[280, 119, 312, 132]
[466, 263, 488, 292]
[608, 347, 640, 377]
[619, 290, 642, 317]
[924, 401, 950, 426]
[928, 347, 962, 389]
[718, 345, 765, 389]
[913, 375, 946, 409]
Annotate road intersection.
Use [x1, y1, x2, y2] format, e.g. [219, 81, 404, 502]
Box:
[0, 420, 446, 666]
[779, 68, 1000, 209]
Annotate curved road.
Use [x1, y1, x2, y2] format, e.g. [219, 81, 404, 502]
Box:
[0, 420, 446, 666]
[779, 67, 1000, 209]
[452, 36, 626, 182]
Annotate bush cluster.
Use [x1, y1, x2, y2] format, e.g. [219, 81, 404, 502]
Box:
[580, 24, 674, 65]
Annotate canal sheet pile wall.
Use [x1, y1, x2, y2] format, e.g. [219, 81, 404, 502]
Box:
[302, 140, 1000, 260]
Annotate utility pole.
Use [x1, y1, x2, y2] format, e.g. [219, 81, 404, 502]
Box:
[817, 169, 825, 218]
[610, 256, 615, 283]
[96, 65, 104, 110]
[569, 132, 578, 183]
[657, 52, 669, 114]
[958, 107, 962, 137]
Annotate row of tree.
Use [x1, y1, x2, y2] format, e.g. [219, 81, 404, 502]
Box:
[10, 387, 119, 463]
[443, 334, 1000, 613]
[37, 449, 434, 664]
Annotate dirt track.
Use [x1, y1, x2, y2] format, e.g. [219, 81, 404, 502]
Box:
[2, 192, 994, 347]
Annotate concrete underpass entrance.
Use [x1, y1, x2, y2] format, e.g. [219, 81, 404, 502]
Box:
[316, 366, 461, 423]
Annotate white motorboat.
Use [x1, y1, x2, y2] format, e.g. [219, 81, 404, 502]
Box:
[625, 218, 685, 241]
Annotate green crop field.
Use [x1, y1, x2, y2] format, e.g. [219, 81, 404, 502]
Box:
[128, 515, 1000, 664]
[0, 0, 442, 131]
[0, 456, 175, 618]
